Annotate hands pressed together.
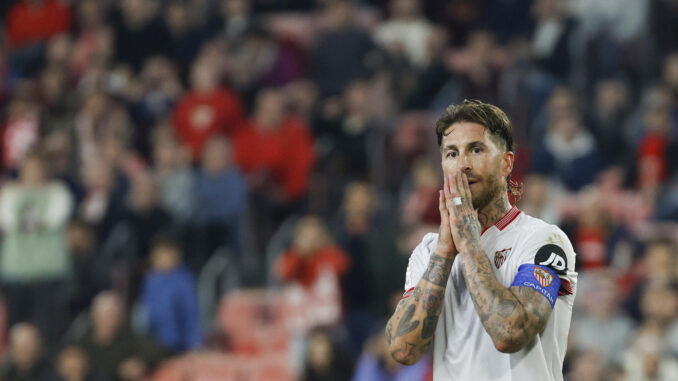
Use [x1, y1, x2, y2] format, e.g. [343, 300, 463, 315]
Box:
[437, 172, 482, 257]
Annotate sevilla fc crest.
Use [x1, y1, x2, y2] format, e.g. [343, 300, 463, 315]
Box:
[533, 267, 553, 287]
[494, 248, 511, 269]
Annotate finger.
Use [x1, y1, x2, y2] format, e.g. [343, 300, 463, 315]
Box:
[451, 173, 459, 197]
[443, 174, 452, 200]
[456, 171, 466, 200]
[461, 172, 472, 202]
[439, 190, 449, 219]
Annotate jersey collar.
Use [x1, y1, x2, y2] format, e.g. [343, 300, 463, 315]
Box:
[481, 205, 521, 235]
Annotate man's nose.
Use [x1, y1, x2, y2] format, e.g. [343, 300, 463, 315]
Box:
[459, 153, 472, 172]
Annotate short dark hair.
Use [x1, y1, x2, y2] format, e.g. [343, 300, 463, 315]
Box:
[435, 99, 513, 152]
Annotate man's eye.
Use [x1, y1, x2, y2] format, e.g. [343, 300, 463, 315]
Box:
[447, 152, 457, 158]
[472, 147, 482, 154]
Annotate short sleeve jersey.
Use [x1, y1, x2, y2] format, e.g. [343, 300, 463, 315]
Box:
[404, 206, 577, 381]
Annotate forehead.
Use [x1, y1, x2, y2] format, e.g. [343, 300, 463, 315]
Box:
[441, 122, 494, 147]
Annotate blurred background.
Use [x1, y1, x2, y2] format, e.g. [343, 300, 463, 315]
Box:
[0, 0, 678, 380]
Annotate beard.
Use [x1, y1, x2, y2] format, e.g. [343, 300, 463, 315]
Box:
[471, 172, 505, 211]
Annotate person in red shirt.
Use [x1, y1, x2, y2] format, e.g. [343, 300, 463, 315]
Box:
[637, 105, 672, 191]
[5, 0, 72, 49]
[172, 59, 245, 159]
[234, 88, 315, 202]
[275, 215, 351, 290]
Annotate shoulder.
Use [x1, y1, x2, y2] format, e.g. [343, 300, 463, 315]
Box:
[514, 212, 576, 275]
[404, 232, 438, 290]
[417, 232, 439, 254]
[515, 212, 572, 249]
[407, 232, 438, 270]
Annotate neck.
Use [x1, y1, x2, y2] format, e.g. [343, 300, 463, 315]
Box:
[477, 192, 512, 231]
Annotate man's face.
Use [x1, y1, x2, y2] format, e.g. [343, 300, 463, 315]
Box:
[440, 122, 513, 210]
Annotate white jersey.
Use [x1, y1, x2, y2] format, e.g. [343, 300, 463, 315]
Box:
[404, 206, 577, 381]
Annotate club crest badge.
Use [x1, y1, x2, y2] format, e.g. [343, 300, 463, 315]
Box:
[494, 248, 512, 269]
[533, 267, 553, 287]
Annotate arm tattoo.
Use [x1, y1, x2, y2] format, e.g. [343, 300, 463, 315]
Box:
[386, 321, 393, 344]
[413, 286, 422, 302]
[460, 244, 553, 351]
[395, 304, 420, 337]
[422, 254, 454, 286]
[387, 253, 454, 363]
[421, 289, 443, 339]
[455, 214, 481, 243]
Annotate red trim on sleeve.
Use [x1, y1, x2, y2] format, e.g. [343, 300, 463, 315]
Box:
[558, 278, 574, 296]
[403, 287, 415, 298]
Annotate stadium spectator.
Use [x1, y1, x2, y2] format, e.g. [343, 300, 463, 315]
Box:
[5, 0, 71, 47]
[589, 79, 631, 168]
[331, 181, 398, 350]
[532, 109, 601, 191]
[192, 134, 246, 261]
[315, 80, 380, 181]
[110, 0, 169, 72]
[54, 345, 94, 381]
[2, 83, 41, 170]
[0, 323, 52, 381]
[127, 57, 184, 156]
[142, 238, 201, 354]
[234, 88, 315, 244]
[123, 171, 173, 262]
[162, 1, 206, 80]
[77, 157, 127, 242]
[76, 292, 165, 381]
[373, 0, 434, 69]
[65, 219, 110, 316]
[310, 0, 378, 98]
[637, 105, 673, 192]
[400, 159, 441, 228]
[172, 59, 245, 159]
[572, 273, 635, 364]
[517, 174, 562, 225]
[275, 215, 351, 293]
[150, 126, 195, 224]
[621, 324, 678, 381]
[0, 151, 73, 346]
[530, 0, 575, 81]
[299, 327, 353, 381]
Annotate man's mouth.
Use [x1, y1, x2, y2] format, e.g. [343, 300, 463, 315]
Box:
[467, 178, 480, 186]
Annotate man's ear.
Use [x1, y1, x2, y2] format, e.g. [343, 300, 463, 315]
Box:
[503, 151, 515, 178]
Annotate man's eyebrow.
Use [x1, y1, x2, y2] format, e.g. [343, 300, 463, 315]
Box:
[443, 141, 486, 150]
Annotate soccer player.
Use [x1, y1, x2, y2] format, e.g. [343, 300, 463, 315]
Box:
[386, 100, 577, 380]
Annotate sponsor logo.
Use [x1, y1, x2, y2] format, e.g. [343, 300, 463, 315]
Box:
[533, 267, 554, 287]
[494, 248, 512, 269]
[535, 244, 568, 274]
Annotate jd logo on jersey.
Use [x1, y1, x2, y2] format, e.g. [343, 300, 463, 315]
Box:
[534, 244, 568, 275]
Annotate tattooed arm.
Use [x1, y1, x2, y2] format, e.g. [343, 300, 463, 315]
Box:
[386, 252, 454, 365]
[460, 243, 553, 352]
[386, 189, 458, 365]
[448, 172, 553, 353]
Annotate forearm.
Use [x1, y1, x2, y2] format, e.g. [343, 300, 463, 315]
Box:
[458, 243, 535, 352]
[387, 253, 453, 365]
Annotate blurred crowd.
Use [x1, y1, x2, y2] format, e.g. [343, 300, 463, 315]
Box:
[1, 0, 678, 380]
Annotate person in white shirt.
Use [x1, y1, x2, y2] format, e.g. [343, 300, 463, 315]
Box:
[386, 100, 577, 381]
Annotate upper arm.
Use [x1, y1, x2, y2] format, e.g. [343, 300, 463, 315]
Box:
[509, 284, 554, 337]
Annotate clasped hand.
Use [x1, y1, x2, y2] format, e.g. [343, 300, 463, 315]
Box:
[437, 172, 482, 256]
